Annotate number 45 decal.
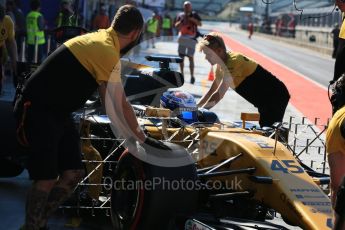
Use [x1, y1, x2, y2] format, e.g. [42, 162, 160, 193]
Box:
[271, 160, 304, 174]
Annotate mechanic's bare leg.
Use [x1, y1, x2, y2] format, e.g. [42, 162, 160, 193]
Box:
[25, 180, 56, 230]
[39, 169, 84, 228]
[188, 56, 195, 84]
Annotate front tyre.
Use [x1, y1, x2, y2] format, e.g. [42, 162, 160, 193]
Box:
[110, 143, 198, 230]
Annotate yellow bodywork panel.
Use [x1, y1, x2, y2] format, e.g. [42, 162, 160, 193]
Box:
[126, 110, 332, 229]
[198, 131, 332, 230]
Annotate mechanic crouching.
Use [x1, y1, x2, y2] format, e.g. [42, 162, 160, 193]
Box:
[13, 5, 158, 230]
[327, 73, 345, 230]
[196, 32, 290, 127]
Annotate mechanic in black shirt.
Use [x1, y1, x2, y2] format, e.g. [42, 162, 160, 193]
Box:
[197, 32, 290, 127]
[15, 5, 150, 229]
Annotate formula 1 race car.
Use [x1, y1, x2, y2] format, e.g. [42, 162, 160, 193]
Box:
[0, 55, 332, 230]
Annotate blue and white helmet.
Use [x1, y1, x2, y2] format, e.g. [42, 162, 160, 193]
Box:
[160, 90, 198, 124]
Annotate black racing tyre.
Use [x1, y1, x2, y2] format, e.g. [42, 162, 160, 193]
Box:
[0, 158, 24, 177]
[110, 142, 198, 230]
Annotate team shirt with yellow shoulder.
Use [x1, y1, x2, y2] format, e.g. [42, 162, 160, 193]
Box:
[23, 27, 121, 114]
[64, 27, 121, 84]
[0, 15, 15, 47]
[326, 106, 345, 155]
[215, 51, 257, 88]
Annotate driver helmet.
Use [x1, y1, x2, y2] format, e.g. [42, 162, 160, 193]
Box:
[160, 90, 198, 124]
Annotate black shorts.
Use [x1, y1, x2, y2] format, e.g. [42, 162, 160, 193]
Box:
[24, 105, 83, 180]
[178, 36, 197, 58]
[236, 65, 290, 127]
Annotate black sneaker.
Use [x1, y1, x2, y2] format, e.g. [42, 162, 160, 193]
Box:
[190, 76, 195, 84]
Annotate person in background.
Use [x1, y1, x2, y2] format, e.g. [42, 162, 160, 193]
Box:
[26, 0, 45, 64]
[174, 1, 201, 84]
[6, 0, 25, 58]
[5, 0, 14, 21]
[275, 16, 283, 36]
[56, 0, 78, 27]
[287, 13, 295, 38]
[248, 21, 254, 39]
[162, 12, 173, 41]
[0, 3, 17, 94]
[145, 12, 159, 48]
[92, 3, 110, 30]
[197, 32, 290, 127]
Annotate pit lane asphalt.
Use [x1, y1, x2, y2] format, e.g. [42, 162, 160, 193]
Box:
[0, 21, 332, 229]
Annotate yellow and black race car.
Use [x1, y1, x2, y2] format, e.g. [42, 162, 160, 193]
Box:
[0, 55, 332, 230]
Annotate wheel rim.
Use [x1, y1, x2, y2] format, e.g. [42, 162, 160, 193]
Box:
[111, 157, 144, 229]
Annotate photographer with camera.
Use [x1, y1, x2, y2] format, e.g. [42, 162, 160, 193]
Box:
[174, 1, 201, 84]
[327, 73, 345, 230]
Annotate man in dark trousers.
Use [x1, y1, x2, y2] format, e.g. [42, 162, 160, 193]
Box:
[26, 0, 45, 64]
[0, 3, 17, 94]
[14, 5, 159, 229]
